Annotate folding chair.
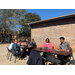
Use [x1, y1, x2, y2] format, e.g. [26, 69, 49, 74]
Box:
[6, 47, 12, 60]
[10, 49, 21, 63]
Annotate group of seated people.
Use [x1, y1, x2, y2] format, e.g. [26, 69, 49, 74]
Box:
[41, 37, 72, 64]
[9, 39, 23, 60]
[8, 36, 72, 65]
[27, 37, 72, 65]
[9, 38, 36, 60]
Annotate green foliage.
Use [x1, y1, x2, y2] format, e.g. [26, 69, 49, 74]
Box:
[20, 12, 41, 35]
[0, 9, 27, 42]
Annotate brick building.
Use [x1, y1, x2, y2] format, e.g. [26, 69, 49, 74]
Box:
[26, 13, 75, 50]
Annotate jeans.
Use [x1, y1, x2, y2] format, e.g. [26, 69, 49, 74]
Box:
[16, 51, 23, 55]
[9, 50, 12, 52]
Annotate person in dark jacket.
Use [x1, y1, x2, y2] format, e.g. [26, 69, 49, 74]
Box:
[27, 50, 42, 65]
[12, 40, 23, 60]
[25, 39, 30, 46]
[30, 39, 36, 48]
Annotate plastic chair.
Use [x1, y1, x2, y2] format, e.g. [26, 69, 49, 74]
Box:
[10, 49, 21, 63]
[6, 47, 12, 60]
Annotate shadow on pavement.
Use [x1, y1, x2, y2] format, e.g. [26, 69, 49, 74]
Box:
[70, 60, 75, 65]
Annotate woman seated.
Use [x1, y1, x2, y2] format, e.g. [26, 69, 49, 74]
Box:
[41, 38, 52, 52]
[17, 39, 21, 47]
[41, 38, 52, 57]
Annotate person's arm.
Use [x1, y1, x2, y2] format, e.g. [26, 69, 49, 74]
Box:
[47, 43, 53, 52]
[20, 42, 21, 46]
[67, 43, 72, 51]
[48, 43, 52, 49]
[34, 41, 36, 45]
[59, 44, 64, 50]
[13, 44, 20, 51]
[16, 44, 20, 51]
[41, 43, 45, 48]
[9, 43, 12, 50]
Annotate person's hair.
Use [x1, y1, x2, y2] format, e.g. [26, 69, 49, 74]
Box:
[18, 39, 21, 42]
[45, 38, 50, 43]
[32, 39, 34, 41]
[12, 39, 15, 42]
[26, 39, 28, 40]
[60, 37, 65, 40]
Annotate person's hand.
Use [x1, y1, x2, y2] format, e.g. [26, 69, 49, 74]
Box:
[28, 44, 31, 47]
[21, 46, 23, 47]
[66, 50, 69, 52]
[56, 48, 59, 51]
[20, 49, 23, 51]
[40, 48, 42, 49]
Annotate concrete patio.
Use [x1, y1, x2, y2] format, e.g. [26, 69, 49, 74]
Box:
[0, 44, 75, 65]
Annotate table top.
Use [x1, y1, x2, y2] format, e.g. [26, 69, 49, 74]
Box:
[31, 48, 72, 56]
[21, 45, 33, 49]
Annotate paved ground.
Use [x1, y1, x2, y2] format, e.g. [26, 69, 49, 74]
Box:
[0, 44, 75, 65]
[0, 44, 28, 65]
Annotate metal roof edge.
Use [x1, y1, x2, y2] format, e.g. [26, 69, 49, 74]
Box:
[25, 13, 75, 25]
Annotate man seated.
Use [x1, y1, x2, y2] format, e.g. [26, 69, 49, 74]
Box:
[30, 39, 36, 48]
[12, 40, 23, 60]
[9, 39, 15, 52]
[57, 37, 72, 64]
[25, 39, 30, 46]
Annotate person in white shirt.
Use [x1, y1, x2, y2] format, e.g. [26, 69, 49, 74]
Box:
[9, 39, 15, 52]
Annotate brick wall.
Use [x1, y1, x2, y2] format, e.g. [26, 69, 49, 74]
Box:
[31, 17, 75, 50]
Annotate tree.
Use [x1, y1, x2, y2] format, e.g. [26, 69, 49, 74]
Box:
[0, 9, 27, 43]
[19, 12, 41, 35]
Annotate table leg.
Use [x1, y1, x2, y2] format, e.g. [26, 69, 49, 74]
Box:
[62, 56, 64, 65]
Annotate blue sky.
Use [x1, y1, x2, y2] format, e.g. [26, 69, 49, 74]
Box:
[28, 9, 75, 20]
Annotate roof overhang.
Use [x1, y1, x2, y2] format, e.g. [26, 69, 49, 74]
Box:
[25, 13, 75, 26]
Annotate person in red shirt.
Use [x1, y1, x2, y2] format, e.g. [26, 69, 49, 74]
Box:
[17, 39, 21, 46]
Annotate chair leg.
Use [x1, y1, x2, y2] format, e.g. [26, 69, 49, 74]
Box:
[72, 56, 74, 60]
[6, 52, 9, 59]
[46, 60, 48, 65]
[14, 57, 16, 63]
[10, 54, 12, 61]
[8, 52, 10, 60]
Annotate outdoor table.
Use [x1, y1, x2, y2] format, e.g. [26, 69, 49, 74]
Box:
[21, 45, 34, 56]
[31, 48, 72, 56]
[31, 48, 72, 65]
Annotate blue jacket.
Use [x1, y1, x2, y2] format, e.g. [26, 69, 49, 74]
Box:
[12, 43, 20, 51]
[27, 50, 42, 65]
